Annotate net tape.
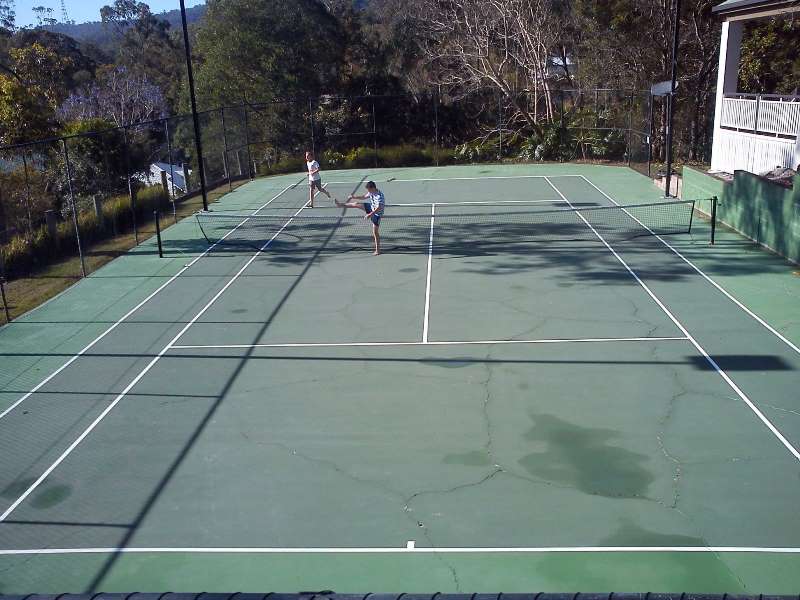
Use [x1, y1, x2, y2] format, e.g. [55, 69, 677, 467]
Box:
[195, 200, 696, 253]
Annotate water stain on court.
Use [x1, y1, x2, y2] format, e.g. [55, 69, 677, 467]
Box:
[601, 517, 706, 547]
[519, 413, 654, 498]
[30, 484, 72, 509]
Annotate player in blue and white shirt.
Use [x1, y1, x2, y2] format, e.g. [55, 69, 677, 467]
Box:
[336, 181, 385, 255]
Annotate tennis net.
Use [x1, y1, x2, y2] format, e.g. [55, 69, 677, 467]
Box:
[194, 200, 696, 252]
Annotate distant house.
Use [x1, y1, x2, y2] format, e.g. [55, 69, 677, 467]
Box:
[136, 163, 189, 197]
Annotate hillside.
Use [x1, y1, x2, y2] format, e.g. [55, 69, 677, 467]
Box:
[44, 3, 207, 48]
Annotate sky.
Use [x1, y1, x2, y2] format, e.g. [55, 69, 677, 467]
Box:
[13, 0, 206, 28]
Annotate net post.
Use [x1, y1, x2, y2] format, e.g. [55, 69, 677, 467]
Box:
[62, 138, 87, 278]
[154, 210, 164, 258]
[0, 277, 9, 324]
[710, 195, 718, 245]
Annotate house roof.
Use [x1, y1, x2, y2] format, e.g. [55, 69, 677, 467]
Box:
[713, 0, 800, 16]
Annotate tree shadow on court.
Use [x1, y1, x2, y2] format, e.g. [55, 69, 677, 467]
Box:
[81, 183, 369, 592]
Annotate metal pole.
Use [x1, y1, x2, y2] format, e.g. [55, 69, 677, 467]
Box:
[220, 107, 232, 192]
[62, 139, 87, 278]
[122, 127, 139, 243]
[309, 97, 316, 156]
[648, 93, 655, 178]
[164, 118, 177, 223]
[154, 210, 164, 258]
[710, 196, 718, 245]
[180, 0, 209, 211]
[434, 89, 440, 167]
[0, 277, 10, 323]
[21, 153, 33, 233]
[498, 93, 503, 160]
[372, 100, 378, 169]
[627, 94, 633, 166]
[243, 104, 254, 179]
[664, 0, 682, 198]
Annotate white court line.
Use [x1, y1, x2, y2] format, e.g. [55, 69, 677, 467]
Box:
[545, 177, 800, 462]
[292, 200, 567, 208]
[422, 204, 435, 343]
[0, 546, 798, 555]
[580, 175, 800, 357]
[393, 199, 567, 207]
[170, 337, 688, 350]
[0, 199, 312, 523]
[0, 178, 304, 424]
[324, 175, 584, 184]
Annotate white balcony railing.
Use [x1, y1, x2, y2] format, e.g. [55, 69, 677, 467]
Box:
[720, 93, 800, 138]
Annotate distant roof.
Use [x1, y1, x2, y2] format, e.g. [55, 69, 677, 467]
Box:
[713, 0, 800, 16]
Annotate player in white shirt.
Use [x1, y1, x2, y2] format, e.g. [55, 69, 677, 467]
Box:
[336, 181, 385, 255]
[305, 151, 334, 208]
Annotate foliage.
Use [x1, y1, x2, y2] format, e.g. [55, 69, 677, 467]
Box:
[59, 65, 168, 127]
[0, 42, 76, 145]
[739, 18, 800, 95]
[192, 0, 345, 107]
[0, 185, 168, 278]
[100, 0, 184, 110]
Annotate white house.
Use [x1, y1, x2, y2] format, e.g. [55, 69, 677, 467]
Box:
[136, 162, 189, 197]
[710, 0, 800, 175]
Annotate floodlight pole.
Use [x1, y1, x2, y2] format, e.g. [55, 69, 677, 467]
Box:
[179, 0, 208, 211]
[664, 0, 682, 198]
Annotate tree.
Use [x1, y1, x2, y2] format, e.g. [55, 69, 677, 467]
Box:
[192, 0, 345, 107]
[0, 43, 75, 145]
[59, 65, 168, 127]
[32, 6, 58, 28]
[100, 0, 184, 110]
[739, 17, 800, 95]
[0, 0, 15, 31]
[413, 0, 572, 136]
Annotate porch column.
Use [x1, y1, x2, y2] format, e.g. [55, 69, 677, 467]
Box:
[711, 20, 744, 172]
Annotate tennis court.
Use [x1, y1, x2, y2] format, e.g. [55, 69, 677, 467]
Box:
[0, 165, 799, 593]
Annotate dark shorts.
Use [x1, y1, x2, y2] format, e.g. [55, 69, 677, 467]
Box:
[310, 178, 324, 191]
[363, 203, 382, 226]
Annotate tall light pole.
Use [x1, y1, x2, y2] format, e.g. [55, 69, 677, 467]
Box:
[664, 0, 682, 198]
[179, 0, 208, 211]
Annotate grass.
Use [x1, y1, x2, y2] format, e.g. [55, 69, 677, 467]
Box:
[0, 177, 251, 325]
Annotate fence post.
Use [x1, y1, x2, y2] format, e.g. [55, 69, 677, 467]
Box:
[62, 138, 87, 278]
[309, 97, 316, 156]
[648, 92, 655, 178]
[372, 99, 378, 168]
[220, 107, 232, 191]
[0, 277, 10, 324]
[122, 127, 139, 244]
[627, 94, 633, 166]
[754, 94, 761, 134]
[164, 118, 178, 223]
[498, 93, 503, 160]
[21, 153, 34, 233]
[243, 104, 254, 179]
[434, 89, 440, 167]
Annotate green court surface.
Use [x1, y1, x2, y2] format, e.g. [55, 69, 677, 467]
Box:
[1, 165, 799, 593]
